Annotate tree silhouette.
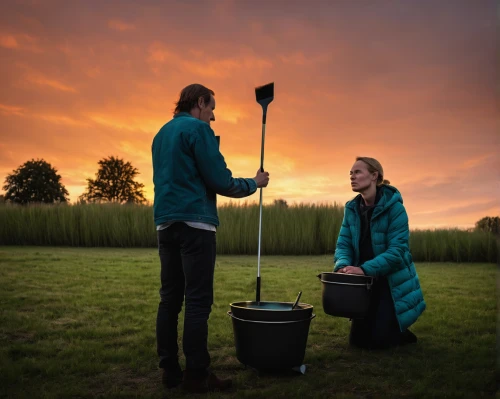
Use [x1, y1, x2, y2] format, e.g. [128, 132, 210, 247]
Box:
[2, 159, 69, 204]
[475, 216, 499, 235]
[80, 156, 146, 204]
[273, 198, 288, 208]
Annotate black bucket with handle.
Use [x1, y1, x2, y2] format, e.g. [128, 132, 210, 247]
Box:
[228, 301, 315, 370]
[317, 272, 374, 319]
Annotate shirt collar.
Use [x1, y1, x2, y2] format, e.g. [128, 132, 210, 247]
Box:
[173, 112, 193, 119]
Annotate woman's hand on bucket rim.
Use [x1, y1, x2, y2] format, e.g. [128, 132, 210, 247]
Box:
[338, 266, 365, 275]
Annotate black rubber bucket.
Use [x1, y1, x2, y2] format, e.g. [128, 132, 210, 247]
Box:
[317, 272, 374, 319]
[228, 310, 315, 370]
[228, 301, 314, 370]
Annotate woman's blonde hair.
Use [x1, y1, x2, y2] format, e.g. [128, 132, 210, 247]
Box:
[356, 156, 391, 186]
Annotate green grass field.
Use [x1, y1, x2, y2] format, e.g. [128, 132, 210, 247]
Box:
[0, 247, 497, 398]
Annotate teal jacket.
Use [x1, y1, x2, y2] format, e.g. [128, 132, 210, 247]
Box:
[152, 113, 257, 226]
[333, 185, 426, 331]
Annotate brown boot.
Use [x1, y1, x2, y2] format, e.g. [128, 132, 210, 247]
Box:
[182, 369, 233, 393]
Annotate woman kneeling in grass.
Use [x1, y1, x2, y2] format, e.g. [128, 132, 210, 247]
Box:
[334, 157, 426, 349]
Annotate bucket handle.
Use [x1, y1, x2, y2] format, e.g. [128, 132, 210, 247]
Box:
[318, 277, 373, 291]
[227, 312, 316, 324]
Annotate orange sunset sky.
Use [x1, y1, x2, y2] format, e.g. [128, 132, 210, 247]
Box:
[0, 0, 498, 229]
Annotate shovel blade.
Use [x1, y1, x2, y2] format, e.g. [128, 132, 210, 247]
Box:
[255, 82, 274, 105]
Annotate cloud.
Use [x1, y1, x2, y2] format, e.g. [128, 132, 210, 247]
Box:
[0, 103, 25, 116]
[84, 66, 101, 78]
[460, 153, 497, 170]
[118, 141, 151, 165]
[409, 198, 500, 229]
[38, 114, 88, 127]
[147, 42, 272, 78]
[0, 34, 18, 49]
[108, 19, 136, 32]
[279, 51, 332, 66]
[0, 33, 43, 52]
[0, 103, 87, 126]
[13, 62, 78, 93]
[413, 199, 499, 217]
[87, 113, 164, 134]
[217, 105, 249, 124]
[88, 114, 136, 131]
[25, 73, 78, 93]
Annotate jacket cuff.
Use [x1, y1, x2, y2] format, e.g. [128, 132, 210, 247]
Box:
[246, 178, 257, 194]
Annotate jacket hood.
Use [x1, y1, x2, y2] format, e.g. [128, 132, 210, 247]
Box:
[346, 184, 402, 216]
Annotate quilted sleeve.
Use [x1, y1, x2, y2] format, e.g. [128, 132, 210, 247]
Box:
[360, 202, 409, 277]
[333, 207, 354, 271]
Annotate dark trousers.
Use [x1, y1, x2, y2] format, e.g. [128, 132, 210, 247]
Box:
[349, 278, 404, 349]
[156, 223, 216, 371]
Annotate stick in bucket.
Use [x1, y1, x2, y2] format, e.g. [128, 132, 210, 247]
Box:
[255, 82, 274, 304]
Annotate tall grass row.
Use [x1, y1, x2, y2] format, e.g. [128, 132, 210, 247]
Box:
[217, 202, 343, 255]
[0, 203, 155, 248]
[0, 203, 497, 262]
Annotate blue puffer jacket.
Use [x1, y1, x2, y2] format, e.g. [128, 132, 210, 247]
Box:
[333, 185, 426, 331]
[152, 113, 257, 227]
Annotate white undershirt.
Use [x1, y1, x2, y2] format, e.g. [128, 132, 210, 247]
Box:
[156, 221, 216, 232]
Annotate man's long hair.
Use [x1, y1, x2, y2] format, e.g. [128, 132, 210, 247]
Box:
[174, 84, 214, 114]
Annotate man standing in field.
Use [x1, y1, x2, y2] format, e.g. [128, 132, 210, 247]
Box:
[152, 83, 270, 393]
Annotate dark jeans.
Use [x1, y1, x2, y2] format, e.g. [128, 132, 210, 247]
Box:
[156, 223, 216, 371]
[349, 278, 404, 349]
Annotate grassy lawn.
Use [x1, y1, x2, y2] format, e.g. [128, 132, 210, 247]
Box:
[0, 247, 496, 398]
